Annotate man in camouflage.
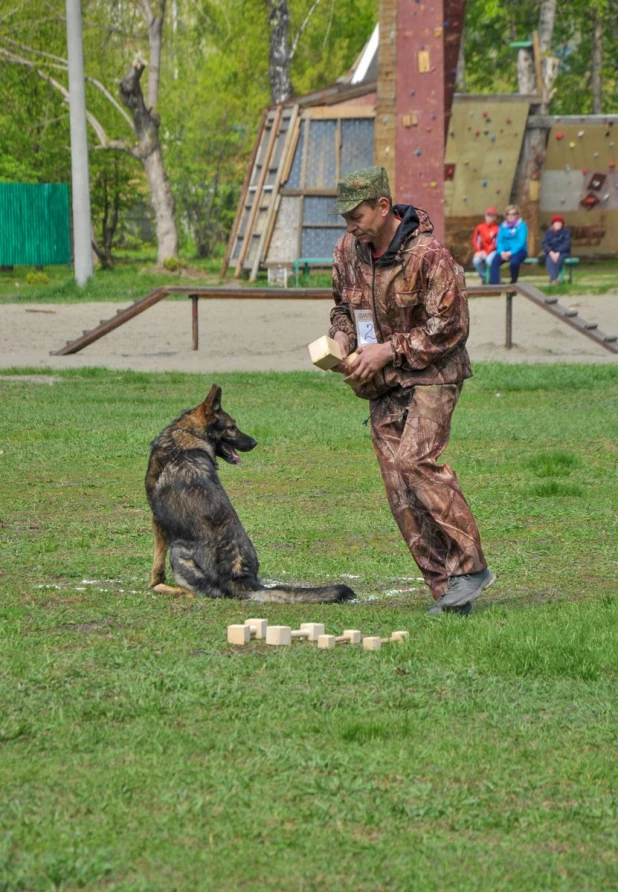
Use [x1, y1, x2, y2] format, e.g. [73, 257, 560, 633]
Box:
[328, 165, 494, 614]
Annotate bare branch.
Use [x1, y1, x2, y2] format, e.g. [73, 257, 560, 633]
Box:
[140, 0, 154, 27]
[0, 45, 115, 149]
[290, 0, 321, 60]
[0, 37, 134, 131]
[2, 36, 68, 67]
[85, 75, 134, 129]
[321, 0, 335, 49]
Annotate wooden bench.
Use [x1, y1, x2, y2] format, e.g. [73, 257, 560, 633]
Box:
[294, 257, 332, 285]
[523, 256, 580, 284]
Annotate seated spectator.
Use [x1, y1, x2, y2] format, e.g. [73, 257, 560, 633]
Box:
[489, 205, 528, 285]
[541, 215, 571, 285]
[471, 207, 499, 283]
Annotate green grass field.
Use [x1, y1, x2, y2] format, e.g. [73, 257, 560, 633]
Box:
[1, 365, 617, 890]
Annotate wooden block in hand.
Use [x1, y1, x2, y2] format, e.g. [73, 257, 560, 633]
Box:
[362, 636, 382, 651]
[265, 625, 292, 646]
[308, 336, 344, 370]
[228, 624, 251, 646]
[341, 352, 361, 385]
[244, 618, 268, 639]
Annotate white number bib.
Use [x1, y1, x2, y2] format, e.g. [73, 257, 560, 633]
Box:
[354, 308, 378, 345]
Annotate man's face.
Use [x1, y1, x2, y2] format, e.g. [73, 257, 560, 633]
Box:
[342, 199, 389, 243]
[485, 213, 496, 225]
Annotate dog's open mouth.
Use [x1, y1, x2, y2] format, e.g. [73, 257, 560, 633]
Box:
[219, 443, 241, 465]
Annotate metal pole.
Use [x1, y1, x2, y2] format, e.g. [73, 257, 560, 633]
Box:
[66, 0, 93, 286]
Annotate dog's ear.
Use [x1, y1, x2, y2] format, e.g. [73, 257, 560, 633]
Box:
[202, 385, 222, 414]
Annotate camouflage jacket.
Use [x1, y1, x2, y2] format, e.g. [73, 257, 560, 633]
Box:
[328, 206, 472, 398]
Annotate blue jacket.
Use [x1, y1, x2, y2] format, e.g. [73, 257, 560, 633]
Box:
[542, 227, 571, 255]
[496, 219, 528, 255]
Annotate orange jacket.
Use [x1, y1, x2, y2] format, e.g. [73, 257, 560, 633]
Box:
[471, 222, 499, 254]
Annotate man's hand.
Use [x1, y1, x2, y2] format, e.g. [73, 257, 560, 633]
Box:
[501, 251, 512, 260]
[345, 342, 393, 382]
[549, 250, 560, 262]
[330, 331, 350, 373]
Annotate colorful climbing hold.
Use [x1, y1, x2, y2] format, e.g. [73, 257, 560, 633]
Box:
[569, 142, 575, 148]
[555, 131, 565, 140]
[414, 148, 422, 157]
[482, 180, 488, 187]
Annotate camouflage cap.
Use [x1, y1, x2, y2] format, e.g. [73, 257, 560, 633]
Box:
[330, 165, 392, 215]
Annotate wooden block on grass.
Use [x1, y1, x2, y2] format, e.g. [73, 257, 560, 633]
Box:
[317, 634, 337, 649]
[265, 625, 292, 646]
[335, 629, 361, 645]
[391, 630, 409, 642]
[228, 624, 251, 646]
[244, 618, 268, 639]
[291, 623, 325, 642]
[300, 622, 325, 641]
[362, 636, 382, 651]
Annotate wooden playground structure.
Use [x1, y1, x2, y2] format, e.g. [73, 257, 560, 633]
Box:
[51, 284, 618, 358]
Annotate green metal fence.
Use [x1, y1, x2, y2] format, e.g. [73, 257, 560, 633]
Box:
[0, 183, 71, 266]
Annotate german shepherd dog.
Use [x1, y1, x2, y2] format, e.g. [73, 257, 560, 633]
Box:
[145, 385, 355, 603]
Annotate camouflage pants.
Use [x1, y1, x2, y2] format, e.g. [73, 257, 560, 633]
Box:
[370, 383, 487, 600]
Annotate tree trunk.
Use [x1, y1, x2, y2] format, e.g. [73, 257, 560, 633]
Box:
[591, 10, 603, 114]
[118, 60, 178, 263]
[455, 31, 466, 93]
[268, 0, 293, 104]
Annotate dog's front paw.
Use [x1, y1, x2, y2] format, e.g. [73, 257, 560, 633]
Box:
[148, 571, 166, 589]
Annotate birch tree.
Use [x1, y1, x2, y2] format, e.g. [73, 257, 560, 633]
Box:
[267, 0, 324, 104]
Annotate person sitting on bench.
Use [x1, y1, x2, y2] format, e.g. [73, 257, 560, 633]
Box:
[540, 215, 571, 285]
[471, 206, 499, 284]
[489, 205, 528, 285]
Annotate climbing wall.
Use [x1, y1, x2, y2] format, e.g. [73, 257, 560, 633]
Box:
[444, 98, 530, 216]
[443, 96, 530, 263]
[541, 118, 618, 256]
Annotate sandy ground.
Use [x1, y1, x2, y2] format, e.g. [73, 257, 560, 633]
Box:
[1, 292, 617, 372]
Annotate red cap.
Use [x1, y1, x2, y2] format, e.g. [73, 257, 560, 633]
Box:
[485, 206, 497, 215]
[551, 214, 565, 225]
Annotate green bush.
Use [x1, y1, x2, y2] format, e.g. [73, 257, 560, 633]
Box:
[162, 256, 188, 272]
[25, 270, 50, 285]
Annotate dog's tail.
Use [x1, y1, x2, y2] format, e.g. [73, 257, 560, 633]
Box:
[248, 583, 355, 604]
